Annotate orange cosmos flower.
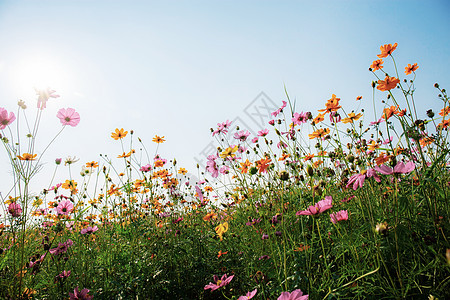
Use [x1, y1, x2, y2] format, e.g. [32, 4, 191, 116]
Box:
[111, 128, 128, 140]
[312, 160, 323, 168]
[382, 106, 399, 120]
[370, 59, 384, 71]
[375, 152, 392, 166]
[203, 211, 217, 221]
[117, 149, 135, 158]
[240, 159, 252, 173]
[377, 43, 398, 58]
[309, 128, 330, 139]
[404, 63, 418, 75]
[255, 157, 272, 173]
[377, 76, 400, 91]
[204, 186, 213, 192]
[178, 167, 188, 175]
[152, 135, 165, 143]
[303, 154, 315, 162]
[318, 94, 341, 114]
[217, 250, 228, 258]
[62, 179, 77, 190]
[419, 137, 434, 147]
[313, 113, 325, 124]
[438, 119, 450, 129]
[356, 96, 363, 101]
[278, 153, 290, 161]
[439, 107, 450, 117]
[86, 161, 98, 168]
[368, 140, 380, 151]
[17, 153, 37, 161]
[342, 112, 363, 124]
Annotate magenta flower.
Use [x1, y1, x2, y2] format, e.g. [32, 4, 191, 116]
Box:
[57, 108, 80, 127]
[370, 118, 384, 126]
[204, 274, 234, 291]
[80, 226, 98, 235]
[272, 100, 287, 117]
[140, 164, 152, 172]
[269, 119, 275, 125]
[49, 239, 73, 255]
[277, 289, 309, 300]
[252, 137, 259, 143]
[296, 196, 333, 216]
[238, 289, 257, 300]
[234, 130, 251, 141]
[330, 210, 349, 224]
[206, 154, 219, 178]
[346, 169, 380, 190]
[212, 120, 232, 136]
[8, 202, 22, 217]
[262, 233, 269, 240]
[329, 111, 341, 123]
[258, 129, 269, 137]
[69, 287, 93, 300]
[56, 200, 74, 216]
[292, 112, 308, 125]
[375, 161, 415, 175]
[58, 270, 71, 279]
[0, 108, 16, 129]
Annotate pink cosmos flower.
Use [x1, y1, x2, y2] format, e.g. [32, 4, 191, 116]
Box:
[297, 196, 333, 216]
[234, 130, 251, 141]
[36, 87, 60, 110]
[370, 118, 384, 126]
[0, 108, 16, 129]
[56, 200, 74, 216]
[277, 289, 309, 300]
[49, 239, 73, 255]
[252, 137, 259, 143]
[69, 287, 93, 300]
[383, 136, 394, 145]
[80, 226, 98, 235]
[58, 270, 71, 279]
[204, 274, 234, 291]
[212, 120, 232, 136]
[57, 108, 80, 127]
[272, 100, 287, 117]
[330, 210, 349, 224]
[8, 202, 22, 217]
[329, 111, 341, 123]
[238, 289, 257, 300]
[374, 161, 415, 175]
[206, 154, 219, 178]
[258, 129, 269, 137]
[269, 119, 275, 126]
[219, 165, 230, 174]
[292, 112, 308, 125]
[346, 169, 380, 190]
[140, 164, 152, 172]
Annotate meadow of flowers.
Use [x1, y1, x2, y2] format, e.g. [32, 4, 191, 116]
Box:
[0, 43, 449, 299]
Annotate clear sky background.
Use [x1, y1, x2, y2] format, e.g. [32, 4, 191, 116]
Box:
[0, 0, 449, 200]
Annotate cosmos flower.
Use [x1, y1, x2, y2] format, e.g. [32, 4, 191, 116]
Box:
[374, 161, 415, 175]
[69, 287, 93, 300]
[377, 43, 398, 58]
[204, 274, 234, 291]
[56, 200, 74, 216]
[35, 87, 60, 110]
[377, 76, 400, 92]
[238, 289, 257, 300]
[296, 196, 333, 216]
[8, 202, 22, 217]
[277, 289, 309, 300]
[370, 59, 384, 71]
[346, 169, 380, 190]
[405, 63, 419, 75]
[0, 108, 16, 129]
[111, 128, 128, 140]
[330, 210, 349, 224]
[57, 108, 80, 127]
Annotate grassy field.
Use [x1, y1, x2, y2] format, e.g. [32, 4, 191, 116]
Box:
[1, 43, 449, 299]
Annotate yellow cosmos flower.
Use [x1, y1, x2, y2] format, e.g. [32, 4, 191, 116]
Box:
[215, 222, 229, 241]
[220, 146, 238, 159]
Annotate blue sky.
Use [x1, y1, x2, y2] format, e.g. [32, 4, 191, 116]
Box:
[0, 0, 449, 196]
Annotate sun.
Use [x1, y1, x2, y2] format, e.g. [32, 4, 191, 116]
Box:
[11, 55, 69, 92]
